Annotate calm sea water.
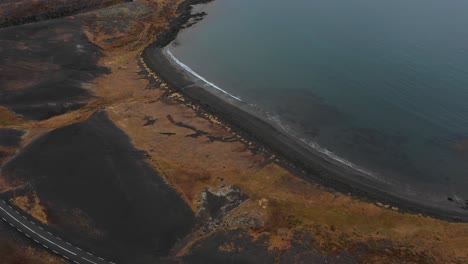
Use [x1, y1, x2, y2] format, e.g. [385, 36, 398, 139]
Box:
[170, 0, 468, 209]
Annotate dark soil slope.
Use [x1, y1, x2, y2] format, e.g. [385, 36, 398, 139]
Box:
[2, 111, 195, 263]
[0, 0, 128, 28]
[0, 128, 24, 147]
[0, 18, 109, 120]
[183, 229, 358, 264]
[0, 128, 24, 165]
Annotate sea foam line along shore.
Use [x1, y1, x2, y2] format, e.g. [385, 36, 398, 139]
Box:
[165, 48, 243, 101]
[140, 0, 468, 222]
[165, 47, 384, 183]
[143, 45, 468, 222]
[268, 115, 383, 181]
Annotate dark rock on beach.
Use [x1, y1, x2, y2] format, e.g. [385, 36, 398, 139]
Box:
[151, 0, 214, 48]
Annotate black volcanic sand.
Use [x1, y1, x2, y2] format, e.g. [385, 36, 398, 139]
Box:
[2, 112, 195, 264]
[0, 128, 24, 165]
[142, 44, 468, 221]
[0, 128, 24, 147]
[0, 0, 128, 28]
[183, 229, 274, 263]
[183, 229, 357, 264]
[0, 18, 109, 120]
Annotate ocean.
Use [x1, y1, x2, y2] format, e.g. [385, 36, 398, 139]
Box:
[169, 0, 468, 211]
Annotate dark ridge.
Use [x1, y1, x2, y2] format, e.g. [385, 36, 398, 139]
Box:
[150, 0, 215, 48]
[9, 103, 84, 121]
[2, 111, 195, 263]
[0, 0, 132, 28]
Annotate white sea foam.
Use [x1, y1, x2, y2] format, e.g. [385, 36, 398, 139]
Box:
[269, 115, 387, 183]
[165, 47, 386, 183]
[165, 49, 243, 101]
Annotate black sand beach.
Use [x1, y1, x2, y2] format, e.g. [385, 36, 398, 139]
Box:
[141, 3, 468, 222]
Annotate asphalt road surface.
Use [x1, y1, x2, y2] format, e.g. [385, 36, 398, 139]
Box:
[0, 200, 116, 264]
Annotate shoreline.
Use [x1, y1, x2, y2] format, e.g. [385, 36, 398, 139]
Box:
[141, 0, 468, 222]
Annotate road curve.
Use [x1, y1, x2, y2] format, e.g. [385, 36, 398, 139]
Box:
[0, 200, 116, 264]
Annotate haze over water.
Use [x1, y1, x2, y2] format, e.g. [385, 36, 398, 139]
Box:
[171, 0, 468, 210]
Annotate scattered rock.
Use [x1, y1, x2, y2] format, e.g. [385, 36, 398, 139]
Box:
[199, 185, 248, 227]
[143, 116, 157, 126]
[227, 212, 264, 229]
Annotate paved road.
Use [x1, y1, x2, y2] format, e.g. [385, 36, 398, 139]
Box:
[0, 200, 116, 264]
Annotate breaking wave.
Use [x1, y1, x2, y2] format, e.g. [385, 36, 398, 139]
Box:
[165, 49, 243, 101]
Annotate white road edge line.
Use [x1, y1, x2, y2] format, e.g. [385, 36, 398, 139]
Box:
[82, 256, 99, 264]
[0, 206, 77, 256]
